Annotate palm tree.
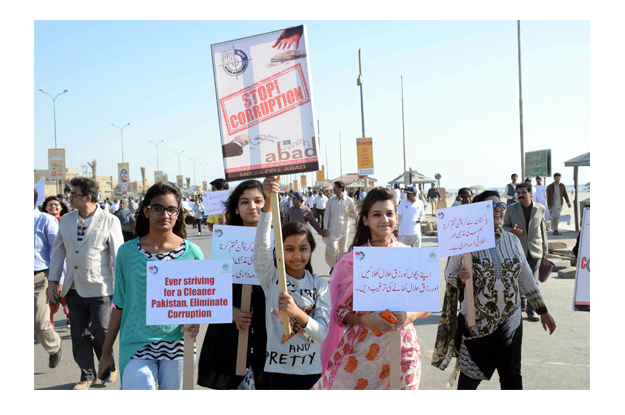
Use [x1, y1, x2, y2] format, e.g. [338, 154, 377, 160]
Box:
[87, 159, 97, 180]
[140, 167, 146, 195]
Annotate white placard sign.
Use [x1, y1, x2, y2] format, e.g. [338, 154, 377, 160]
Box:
[211, 25, 319, 181]
[201, 189, 232, 215]
[352, 247, 440, 312]
[187, 187, 196, 194]
[211, 225, 274, 285]
[573, 208, 590, 309]
[436, 201, 496, 257]
[146, 259, 233, 325]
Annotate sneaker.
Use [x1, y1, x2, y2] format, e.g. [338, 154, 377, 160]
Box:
[553, 230, 561, 235]
[49, 345, 62, 369]
[198, 231, 201, 236]
[73, 380, 94, 390]
[527, 311, 540, 322]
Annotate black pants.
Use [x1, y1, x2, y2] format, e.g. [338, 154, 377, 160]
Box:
[458, 321, 523, 390]
[64, 289, 112, 382]
[196, 219, 203, 234]
[268, 372, 320, 390]
[316, 208, 325, 230]
[522, 255, 541, 313]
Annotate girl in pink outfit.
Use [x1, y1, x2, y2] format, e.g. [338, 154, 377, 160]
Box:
[312, 187, 430, 390]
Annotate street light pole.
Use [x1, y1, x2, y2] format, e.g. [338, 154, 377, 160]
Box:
[149, 140, 164, 171]
[517, 20, 526, 180]
[38, 89, 69, 149]
[112, 123, 131, 163]
[173, 150, 185, 175]
[189, 158, 199, 188]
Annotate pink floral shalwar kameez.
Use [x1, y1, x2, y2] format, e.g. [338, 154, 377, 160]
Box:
[311, 242, 422, 390]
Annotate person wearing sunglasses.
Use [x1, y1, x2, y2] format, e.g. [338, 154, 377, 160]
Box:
[98, 181, 203, 390]
[432, 190, 556, 390]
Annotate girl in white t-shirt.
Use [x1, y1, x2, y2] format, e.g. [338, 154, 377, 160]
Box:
[253, 176, 331, 390]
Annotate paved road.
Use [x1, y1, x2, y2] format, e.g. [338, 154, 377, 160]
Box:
[34, 213, 589, 390]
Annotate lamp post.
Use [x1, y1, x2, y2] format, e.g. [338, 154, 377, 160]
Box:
[39, 88, 69, 194]
[111, 123, 131, 162]
[149, 140, 164, 171]
[173, 150, 185, 175]
[189, 158, 199, 188]
[38, 89, 69, 150]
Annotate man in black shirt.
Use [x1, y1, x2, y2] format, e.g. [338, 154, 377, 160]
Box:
[426, 183, 441, 216]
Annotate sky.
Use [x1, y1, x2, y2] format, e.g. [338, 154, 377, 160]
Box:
[33, 19, 590, 190]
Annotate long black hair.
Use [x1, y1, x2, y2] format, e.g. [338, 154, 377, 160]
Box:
[277, 222, 317, 275]
[135, 181, 186, 239]
[223, 180, 265, 226]
[350, 187, 396, 250]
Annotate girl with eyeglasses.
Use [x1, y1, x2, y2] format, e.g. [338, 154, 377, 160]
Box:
[197, 180, 272, 390]
[432, 191, 556, 390]
[98, 181, 204, 389]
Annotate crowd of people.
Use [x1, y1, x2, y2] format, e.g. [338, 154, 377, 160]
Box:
[34, 172, 566, 391]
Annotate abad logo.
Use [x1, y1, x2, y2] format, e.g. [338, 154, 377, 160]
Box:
[429, 252, 437, 260]
[221, 48, 249, 77]
[354, 251, 365, 261]
[214, 229, 224, 238]
[149, 265, 159, 275]
[222, 263, 230, 272]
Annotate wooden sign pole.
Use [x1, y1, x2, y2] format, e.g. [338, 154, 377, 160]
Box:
[235, 285, 253, 376]
[390, 330, 402, 390]
[463, 253, 476, 327]
[270, 191, 293, 335]
[183, 325, 194, 390]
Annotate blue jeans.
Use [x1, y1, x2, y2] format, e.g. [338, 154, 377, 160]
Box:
[122, 359, 184, 390]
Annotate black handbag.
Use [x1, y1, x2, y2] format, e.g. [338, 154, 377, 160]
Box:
[538, 258, 555, 283]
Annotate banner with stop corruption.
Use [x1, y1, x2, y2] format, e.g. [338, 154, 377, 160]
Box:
[211, 25, 319, 181]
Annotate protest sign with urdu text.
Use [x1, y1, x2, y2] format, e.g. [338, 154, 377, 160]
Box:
[211, 225, 274, 285]
[201, 189, 232, 215]
[146, 259, 233, 325]
[211, 25, 319, 181]
[436, 201, 496, 258]
[353, 247, 440, 312]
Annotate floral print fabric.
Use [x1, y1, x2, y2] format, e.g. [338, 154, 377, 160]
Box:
[311, 297, 421, 390]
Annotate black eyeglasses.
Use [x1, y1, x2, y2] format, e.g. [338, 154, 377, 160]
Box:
[147, 205, 180, 216]
[492, 202, 507, 210]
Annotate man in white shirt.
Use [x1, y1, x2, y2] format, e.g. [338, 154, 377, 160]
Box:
[392, 183, 402, 207]
[393, 186, 425, 247]
[532, 176, 549, 226]
[313, 190, 329, 231]
[322, 181, 356, 270]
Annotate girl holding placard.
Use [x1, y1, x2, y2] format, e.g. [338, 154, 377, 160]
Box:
[254, 176, 331, 390]
[197, 180, 272, 390]
[313, 187, 429, 390]
[98, 181, 203, 390]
